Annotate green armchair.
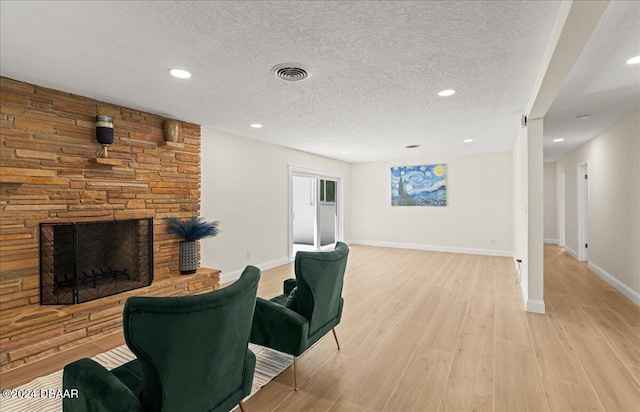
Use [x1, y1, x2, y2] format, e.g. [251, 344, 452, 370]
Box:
[249, 242, 349, 390]
[63, 266, 261, 412]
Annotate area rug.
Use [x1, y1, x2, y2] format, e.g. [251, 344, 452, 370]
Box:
[0, 344, 292, 412]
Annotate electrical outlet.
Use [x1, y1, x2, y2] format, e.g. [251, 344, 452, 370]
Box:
[247, 251, 251, 260]
[490, 239, 495, 245]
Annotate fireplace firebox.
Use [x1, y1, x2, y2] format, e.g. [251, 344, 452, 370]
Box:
[40, 218, 153, 305]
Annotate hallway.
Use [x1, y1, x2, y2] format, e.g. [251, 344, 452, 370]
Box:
[539, 244, 640, 410]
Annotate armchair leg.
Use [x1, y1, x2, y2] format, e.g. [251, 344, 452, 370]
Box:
[293, 356, 299, 391]
[238, 401, 246, 412]
[332, 328, 341, 350]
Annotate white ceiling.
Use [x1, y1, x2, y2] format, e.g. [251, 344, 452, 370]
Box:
[2, 1, 629, 164]
[543, 1, 640, 162]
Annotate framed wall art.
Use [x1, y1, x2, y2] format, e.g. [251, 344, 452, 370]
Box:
[391, 164, 447, 206]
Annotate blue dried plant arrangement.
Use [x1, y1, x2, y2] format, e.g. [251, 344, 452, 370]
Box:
[166, 216, 219, 241]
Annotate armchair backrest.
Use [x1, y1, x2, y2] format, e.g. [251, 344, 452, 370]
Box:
[294, 242, 349, 336]
[122, 266, 260, 412]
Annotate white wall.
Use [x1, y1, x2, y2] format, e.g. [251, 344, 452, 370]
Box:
[350, 151, 513, 255]
[200, 128, 351, 280]
[527, 119, 545, 313]
[556, 110, 640, 302]
[513, 127, 529, 301]
[543, 162, 557, 243]
[513, 119, 545, 314]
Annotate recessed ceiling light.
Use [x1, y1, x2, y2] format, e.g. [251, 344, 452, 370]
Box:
[250, 123, 263, 129]
[553, 138, 565, 142]
[463, 139, 473, 143]
[626, 55, 640, 65]
[438, 89, 456, 97]
[575, 114, 590, 120]
[405, 144, 421, 149]
[342, 151, 349, 154]
[169, 69, 191, 79]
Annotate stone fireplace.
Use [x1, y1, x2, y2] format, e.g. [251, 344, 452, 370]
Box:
[0, 77, 220, 372]
[40, 218, 153, 304]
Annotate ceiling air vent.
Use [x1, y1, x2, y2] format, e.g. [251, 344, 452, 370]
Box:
[272, 63, 310, 82]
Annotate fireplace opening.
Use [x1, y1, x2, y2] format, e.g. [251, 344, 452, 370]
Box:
[40, 218, 153, 305]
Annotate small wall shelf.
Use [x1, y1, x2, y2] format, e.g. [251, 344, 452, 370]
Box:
[160, 141, 185, 149]
[91, 158, 123, 166]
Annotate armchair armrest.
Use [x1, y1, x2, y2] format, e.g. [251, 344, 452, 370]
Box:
[250, 297, 309, 356]
[283, 278, 297, 295]
[63, 358, 144, 412]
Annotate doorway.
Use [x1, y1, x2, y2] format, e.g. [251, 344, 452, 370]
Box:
[558, 170, 565, 247]
[577, 162, 589, 261]
[288, 166, 343, 260]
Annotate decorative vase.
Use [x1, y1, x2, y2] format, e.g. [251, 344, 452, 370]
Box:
[179, 240, 197, 274]
[164, 119, 180, 143]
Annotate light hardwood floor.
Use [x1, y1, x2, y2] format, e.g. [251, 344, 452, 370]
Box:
[1, 244, 639, 411]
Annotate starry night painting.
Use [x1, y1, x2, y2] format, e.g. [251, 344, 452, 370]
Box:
[391, 164, 447, 206]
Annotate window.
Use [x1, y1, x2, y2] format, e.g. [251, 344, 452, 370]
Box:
[319, 179, 336, 204]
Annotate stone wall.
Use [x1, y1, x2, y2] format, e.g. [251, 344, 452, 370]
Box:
[0, 77, 212, 371]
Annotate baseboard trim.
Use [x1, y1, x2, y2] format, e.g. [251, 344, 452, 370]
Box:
[526, 299, 545, 314]
[588, 261, 640, 306]
[544, 238, 559, 245]
[220, 256, 290, 284]
[564, 246, 578, 259]
[348, 239, 512, 257]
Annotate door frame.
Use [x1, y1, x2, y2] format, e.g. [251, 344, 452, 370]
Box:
[557, 169, 565, 247]
[577, 161, 589, 261]
[288, 165, 344, 260]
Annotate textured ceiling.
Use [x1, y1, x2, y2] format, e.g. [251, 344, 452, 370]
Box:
[544, 1, 640, 162]
[2, 1, 565, 162]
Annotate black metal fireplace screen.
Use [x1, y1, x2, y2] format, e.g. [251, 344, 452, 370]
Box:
[40, 218, 153, 305]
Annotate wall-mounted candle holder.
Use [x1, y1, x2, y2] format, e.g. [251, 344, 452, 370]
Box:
[96, 115, 114, 158]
